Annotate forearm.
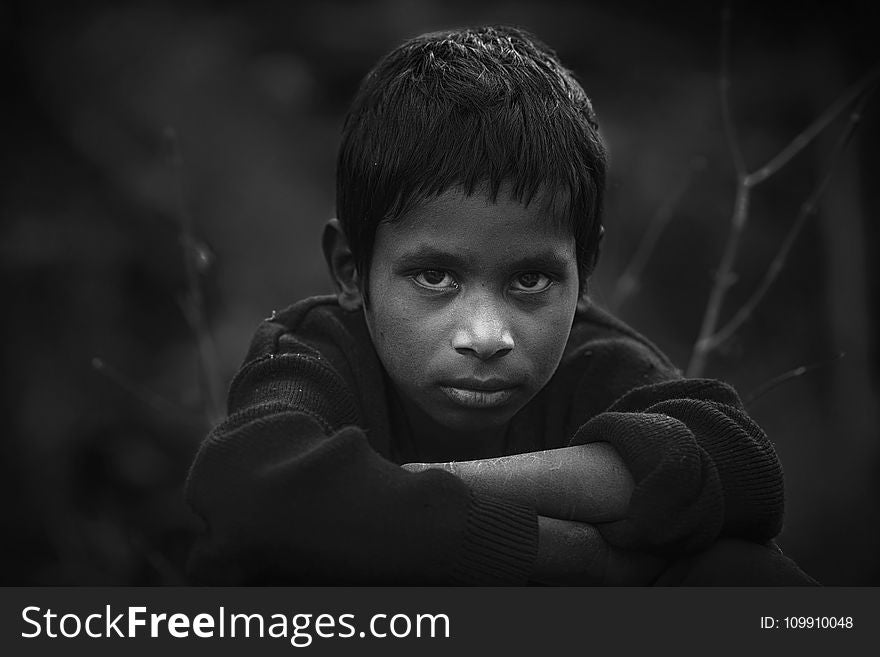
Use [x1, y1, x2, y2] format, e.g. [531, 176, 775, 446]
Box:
[401, 443, 634, 523]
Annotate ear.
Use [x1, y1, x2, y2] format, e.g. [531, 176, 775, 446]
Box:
[589, 225, 605, 274]
[578, 225, 605, 309]
[322, 218, 364, 311]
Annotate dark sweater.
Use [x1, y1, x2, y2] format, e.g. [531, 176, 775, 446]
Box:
[185, 296, 784, 584]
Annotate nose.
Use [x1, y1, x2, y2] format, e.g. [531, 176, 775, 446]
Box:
[452, 297, 514, 360]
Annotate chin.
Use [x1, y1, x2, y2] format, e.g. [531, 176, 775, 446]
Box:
[433, 408, 518, 435]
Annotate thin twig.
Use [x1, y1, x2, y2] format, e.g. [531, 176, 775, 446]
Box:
[746, 63, 880, 186]
[686, 180, 750, 377]
[720, 2, 747, 178]
[710, 94, 870, 348]
[686, 5, 751, 377]
[164, 127, 224, 427]
[91, 357, 204, 428]
[127, 530, 187, 585]
[744, 352, 846, 406]
[610, 156, 706, 311]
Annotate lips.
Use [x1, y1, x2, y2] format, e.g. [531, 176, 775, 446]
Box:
[439, 378, 519, 409]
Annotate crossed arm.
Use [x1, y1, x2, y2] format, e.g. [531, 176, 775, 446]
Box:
[401, 444, 668, 585]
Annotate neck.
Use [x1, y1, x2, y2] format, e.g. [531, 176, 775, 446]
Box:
[399, 398, 508, 463]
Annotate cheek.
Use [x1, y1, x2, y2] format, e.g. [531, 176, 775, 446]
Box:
[366, 289, 436, 374]
[520, 297, 577, 374]
[529, 317, 570, 359]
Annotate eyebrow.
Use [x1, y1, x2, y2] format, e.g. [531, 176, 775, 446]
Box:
[395, 245, 572, 272]
[394, 246, 466, 269]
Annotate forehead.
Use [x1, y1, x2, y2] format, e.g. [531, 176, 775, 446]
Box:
[373, 188, 576, 266]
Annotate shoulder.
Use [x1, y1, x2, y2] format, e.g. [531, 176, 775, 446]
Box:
[545, 299, 683, 427]
[238, 295, 380, 385]
[227, 295, 382, 430]
[243, 295, 365, 362]
[564, 298, 681, 376]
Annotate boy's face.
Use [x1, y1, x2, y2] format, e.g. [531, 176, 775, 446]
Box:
[362, 188, 580, 449]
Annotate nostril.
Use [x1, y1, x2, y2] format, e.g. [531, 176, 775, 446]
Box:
[453, 342, 513, 360]
[451, 311, 514, 359]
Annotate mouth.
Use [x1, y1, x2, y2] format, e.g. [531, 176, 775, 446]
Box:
[439, 380, 518, 409]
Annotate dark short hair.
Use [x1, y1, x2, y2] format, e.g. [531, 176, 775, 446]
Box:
[336, 25, 607, 298]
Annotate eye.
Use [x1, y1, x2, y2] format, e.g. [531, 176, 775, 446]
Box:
[510, 271, 553, 293]
[412, 269, 458, 290]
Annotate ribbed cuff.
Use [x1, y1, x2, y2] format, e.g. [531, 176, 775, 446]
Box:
[450, 493, 539, 585]
[691, 405, 784, 541]
[570, 412, 724, 553]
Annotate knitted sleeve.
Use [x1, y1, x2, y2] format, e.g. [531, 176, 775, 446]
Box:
[184, 348, 538, 585]
[564, 337, 784, 555]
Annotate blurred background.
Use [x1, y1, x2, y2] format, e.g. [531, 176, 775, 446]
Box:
[2, 0, 877, 585]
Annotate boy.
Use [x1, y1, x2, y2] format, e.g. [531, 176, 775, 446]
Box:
[185, 26, 814, 585]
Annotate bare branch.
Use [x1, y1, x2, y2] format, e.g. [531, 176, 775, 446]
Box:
[720, 2, 747, 178]
[164, 127, 224, 427]
[746, 62, 880, 186]
[610, 156, 706, 311]
[686, 180, 750, 377]
[92, 357, 205, 428]
[744, 352, 845, 407]
[688, 3, 878, 377]
[711, 94, 870, 347]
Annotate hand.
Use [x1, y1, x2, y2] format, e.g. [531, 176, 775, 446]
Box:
[532, 516, 667, 586]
